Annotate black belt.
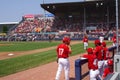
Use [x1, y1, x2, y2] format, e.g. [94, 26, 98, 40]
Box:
[92, 69, 97, 71]
[59, 57, 68, 59]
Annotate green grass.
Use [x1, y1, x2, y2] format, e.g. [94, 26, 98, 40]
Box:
[0, 41, 112, 77]
[0, 41, 60, 52]
[0, 50, 57, 77]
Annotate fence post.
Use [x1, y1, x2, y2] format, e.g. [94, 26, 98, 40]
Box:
[75, 59, 81, 80]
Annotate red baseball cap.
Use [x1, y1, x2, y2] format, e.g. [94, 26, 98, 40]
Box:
[87, 48, 93, 53]
[102, 42, 106, 47]
[62, 36, 70, 44]
[94, 40, 100, 45]
[107, 59, 113, 66]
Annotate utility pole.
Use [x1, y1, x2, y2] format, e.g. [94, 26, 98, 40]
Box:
[116, 0, 119, 53]
[43, 0, 46, 32]
[114, 0, 120, 73]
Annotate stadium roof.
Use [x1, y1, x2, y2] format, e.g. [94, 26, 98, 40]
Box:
[40, 0, 119, 15]
[0, 22, 19, 25]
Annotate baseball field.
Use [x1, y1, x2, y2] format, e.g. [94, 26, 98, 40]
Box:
[0, 41, 112, 78]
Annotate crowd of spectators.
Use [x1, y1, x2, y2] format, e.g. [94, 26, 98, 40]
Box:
[13, 18, 53, 33]
[7, 14, 120, 41]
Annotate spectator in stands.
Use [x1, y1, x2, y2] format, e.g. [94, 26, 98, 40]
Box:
[9, 14, 116, 41]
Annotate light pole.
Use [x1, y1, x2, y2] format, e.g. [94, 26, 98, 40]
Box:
[83, 0, 86, 36]
[43, 0, 46, 32]
[114, 0, 120, 73]
[43, 0, 44, 4]
[83, 7, 86, 35]
[116, 0, 119, 53]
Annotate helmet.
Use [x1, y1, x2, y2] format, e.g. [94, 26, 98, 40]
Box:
[114, 34, 116, 37]
[94, 40, 101, 45]
[102, 42, 106, 47]
[107, 59, 113, 66]
[62, 36, 70, 45]
[87, 48, 93, 54]
[84, 35, 88, 38]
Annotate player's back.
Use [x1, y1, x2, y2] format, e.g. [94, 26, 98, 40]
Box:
[83, 54, 98, 70]
[57, 43, 70, 58]
[93, 45, 103, 60]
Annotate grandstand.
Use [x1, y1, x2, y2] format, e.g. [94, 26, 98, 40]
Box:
[39, 0, 119, 40]
[41, 0, 119, 29]
[5, 0, 119, 41]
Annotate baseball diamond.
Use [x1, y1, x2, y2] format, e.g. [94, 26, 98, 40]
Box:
[0, 0, 119, 80]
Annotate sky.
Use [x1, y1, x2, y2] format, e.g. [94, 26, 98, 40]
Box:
[0, 0, 84, 23]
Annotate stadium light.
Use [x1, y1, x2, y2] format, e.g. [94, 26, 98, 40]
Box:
[96, 3, 99, 7]
[100, 2, 103, 5]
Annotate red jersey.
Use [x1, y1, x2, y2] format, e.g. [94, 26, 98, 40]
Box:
[57, 43, 71, 58]
[112, 37, 116, 43]
[83, 54, 98, 70]
[103, 47, 110, 60]
[83, 37, 88, 42]
[93, 46, 103, 60]
[103, 68, 113, 77]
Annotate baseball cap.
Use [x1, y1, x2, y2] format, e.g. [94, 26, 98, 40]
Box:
[87, 48, 93, 54]
[94, 40, 100, 45]
[107, 59, 113, 66]
[102, 42, 106, 47]
[62, 36, 70, 44]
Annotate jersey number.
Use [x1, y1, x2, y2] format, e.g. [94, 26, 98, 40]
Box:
[93, 59, 98, 66]
[59, 48, 64, 56]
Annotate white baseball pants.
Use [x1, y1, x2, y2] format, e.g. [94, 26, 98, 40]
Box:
[89, 69, 100, 80]
[55, 58, 70, 80]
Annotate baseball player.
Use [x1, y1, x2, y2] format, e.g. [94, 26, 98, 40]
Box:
[111, 35, 116, 47]
[55, 36, 72, 80]
[82, 48, 100, 80]
[101, 42, 110, 68]
[102, 59, 113, 79]
[83, 35, 88, 50]
[99, 34, 104, 43]
[93, 40, 104, 77]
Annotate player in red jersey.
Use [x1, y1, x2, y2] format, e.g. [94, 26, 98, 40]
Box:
[83, 35, 88, 50]
[101, 42, 110, 68]
[112, 35, 116, 47]
[93, 40, 104, 77]
[55, 36, 72, 80]
[82, 48, 100, 80]
[102, 59, 113, 79]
